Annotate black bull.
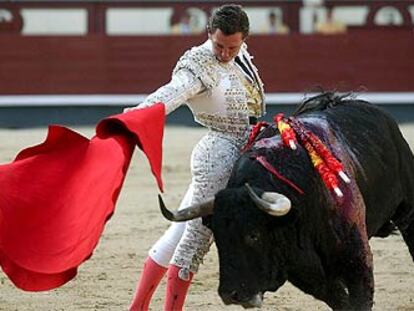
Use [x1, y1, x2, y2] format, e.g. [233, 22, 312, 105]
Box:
[160, 94, 414, 310]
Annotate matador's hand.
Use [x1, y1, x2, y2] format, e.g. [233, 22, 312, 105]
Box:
[123, 105, 142, 113]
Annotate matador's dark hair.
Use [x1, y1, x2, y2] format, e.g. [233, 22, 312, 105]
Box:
[207, 4, 249, 39]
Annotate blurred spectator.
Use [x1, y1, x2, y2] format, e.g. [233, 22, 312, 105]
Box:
[171, 11, 195, 35]
[0, 9, 12, 23]
[0, 8, 23, 33]
[260, 11, 289, 34]
[315, 9, 346, 34]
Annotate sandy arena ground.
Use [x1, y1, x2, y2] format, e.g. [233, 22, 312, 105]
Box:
[0, 124, 413, 310]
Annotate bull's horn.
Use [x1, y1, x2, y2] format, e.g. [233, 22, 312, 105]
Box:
[158, 194, 215, 222]
[245, 183, 291, 217]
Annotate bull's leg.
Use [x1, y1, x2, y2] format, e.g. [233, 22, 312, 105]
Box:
[343, 258, 374, 310]
[399, 218, 414, 261]
[288, 267, 329, 304]
[295, 278, 350, 311]
[326, 279, 351, 311]
[341, 228, 374, 311]
[288, 252, 350, 310]
[394, 200, 414, 260]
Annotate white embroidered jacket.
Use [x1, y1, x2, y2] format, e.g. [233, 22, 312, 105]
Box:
[137, 40, 265, 138]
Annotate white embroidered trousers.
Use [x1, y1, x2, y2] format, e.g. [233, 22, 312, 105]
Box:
[149, 130, 246, 279]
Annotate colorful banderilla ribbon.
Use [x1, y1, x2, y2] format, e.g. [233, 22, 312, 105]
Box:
[275, 113, 297, 150]
[276, 114, 351, 197]
[241, 121, 269, 152]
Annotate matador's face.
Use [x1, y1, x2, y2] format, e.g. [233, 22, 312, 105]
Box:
[209, 29, 244, 63]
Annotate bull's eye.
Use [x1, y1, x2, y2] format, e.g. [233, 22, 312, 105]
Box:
[245, 231, 261, 246]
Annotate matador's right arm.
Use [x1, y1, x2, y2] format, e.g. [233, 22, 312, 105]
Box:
[125, 69, 206, 115]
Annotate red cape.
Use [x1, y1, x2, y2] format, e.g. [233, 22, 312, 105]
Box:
[0, 103, 165, 291]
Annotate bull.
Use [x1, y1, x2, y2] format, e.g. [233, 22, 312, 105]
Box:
[159, 93, 414, 310]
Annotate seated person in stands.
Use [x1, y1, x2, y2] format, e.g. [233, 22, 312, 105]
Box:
[171, 11, 195, 35]
[315, 9, 346, 34]
[260, 11, 289, 35]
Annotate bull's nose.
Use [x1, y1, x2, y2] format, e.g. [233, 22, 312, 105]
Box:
[221, 290, 239, 305]
[220, 291, 263, 309]
[243, 293, 263, 309]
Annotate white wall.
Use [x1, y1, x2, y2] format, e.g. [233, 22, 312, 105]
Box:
[106, 8, 172, 35]
[21, 8, 87, 35]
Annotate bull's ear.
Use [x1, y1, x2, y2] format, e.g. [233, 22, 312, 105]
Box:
[158, 194, 215, 222]
[245, 183, 291, 217]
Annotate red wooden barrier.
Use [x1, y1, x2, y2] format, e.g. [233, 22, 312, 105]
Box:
[1, 29, 413, 94]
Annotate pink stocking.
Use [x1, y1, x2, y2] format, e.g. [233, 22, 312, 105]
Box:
[164, 264, 194, 310]
[129, 257, 167, 311]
